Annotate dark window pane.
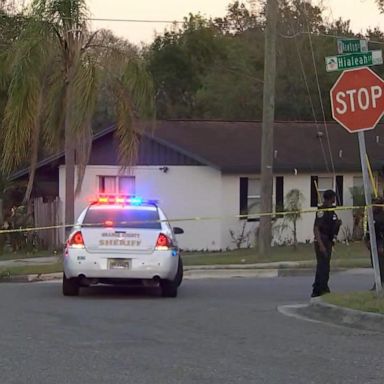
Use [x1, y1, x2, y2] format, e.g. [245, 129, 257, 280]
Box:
[310, 176, 319, 207]
[240, 177, 248, 216]
[275, 176, 284, 212]
[83, 207, 161, 229]
[336, 175, 343, 206]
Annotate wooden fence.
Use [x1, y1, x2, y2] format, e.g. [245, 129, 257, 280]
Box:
[33, 197, 62, 249]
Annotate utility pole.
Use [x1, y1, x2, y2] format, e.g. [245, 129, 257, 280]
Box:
[258, 0, 278, 255]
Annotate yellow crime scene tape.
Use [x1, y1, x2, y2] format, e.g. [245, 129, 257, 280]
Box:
[0, 204, 378, 235]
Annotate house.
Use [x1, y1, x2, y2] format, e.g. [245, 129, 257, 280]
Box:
[11, 120, 384, 250]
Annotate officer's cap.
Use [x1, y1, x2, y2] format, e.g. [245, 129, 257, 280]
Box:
[323, 189, 336, 201]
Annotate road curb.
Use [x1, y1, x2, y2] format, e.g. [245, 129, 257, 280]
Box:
[184, 268, 279, 279]
[0, 267, 317, 283]
[0, 267, 370, 283]
[0, 272, 62, 283]
[307, 297, 384, 333]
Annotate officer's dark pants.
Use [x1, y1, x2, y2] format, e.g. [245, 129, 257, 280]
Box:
[312, 241, 332, 295]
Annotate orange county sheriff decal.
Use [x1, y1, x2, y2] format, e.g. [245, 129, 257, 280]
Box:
[99, 239, 142, 247]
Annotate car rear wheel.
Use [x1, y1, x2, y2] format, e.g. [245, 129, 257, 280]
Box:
[62, 273, 80, 296]
[160, 280, 178, 298]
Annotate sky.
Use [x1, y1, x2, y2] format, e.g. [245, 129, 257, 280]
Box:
[85, 0, 384, 45]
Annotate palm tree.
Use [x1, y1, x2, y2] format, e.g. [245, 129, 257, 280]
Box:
[1, 0, 154, 231]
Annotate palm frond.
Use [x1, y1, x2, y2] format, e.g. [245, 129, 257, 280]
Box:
[70, 55, 98, 194]
[0, 50, 10, 90]
[31, 0, 89, 29]
[121, 58, 155, 120]
[23, 90, 44, 203]
[113, 85, 139, 168]
[70, 54, 98, 134]
[103, 52, 155, 168]
[1, 29, 48, 173]
[41, 63, 66, 153]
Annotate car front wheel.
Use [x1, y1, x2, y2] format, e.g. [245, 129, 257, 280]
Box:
[175, 257, 183, 287]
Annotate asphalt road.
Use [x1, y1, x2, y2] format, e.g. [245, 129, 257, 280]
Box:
[0, 272, 383, 384]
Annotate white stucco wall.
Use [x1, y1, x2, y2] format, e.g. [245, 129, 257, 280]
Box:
[58, 166, 363, 250]
[59, 165, 223, 250]
[270, 173, 356, 245]
[220, 175, 257, 250]
[219, 173, 359, 249]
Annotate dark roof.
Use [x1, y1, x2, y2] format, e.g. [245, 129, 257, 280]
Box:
[10, 120, 384, 179]
[147, 120, 384, 173]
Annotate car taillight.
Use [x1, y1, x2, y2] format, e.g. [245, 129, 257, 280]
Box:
[68, 231, 85, 248]
[155, 233, 171, 250]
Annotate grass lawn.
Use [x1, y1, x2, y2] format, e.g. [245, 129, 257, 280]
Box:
[0, 241, 372, 276]
[182, 241, 370, 267]
[0, 249, 59, 261]
[323, 292, 384, 314]
[0, 262, 63, 278]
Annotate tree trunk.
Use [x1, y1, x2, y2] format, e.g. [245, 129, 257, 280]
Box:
[258, 0, 278, 255]
[24, 91, 43, 204]
[64, 84, 75, 236]
[0, 198, 3, 227]
[293, 220, 297, 249]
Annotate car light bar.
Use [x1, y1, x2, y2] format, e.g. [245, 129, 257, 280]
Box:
[92, 195, 158, 206]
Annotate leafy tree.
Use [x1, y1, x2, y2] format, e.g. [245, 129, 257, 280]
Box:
[148, 14, 226, 118]
[1, 0, 154, 229]
[213, 0, 260, 34]
[148, 0, 367, 122]
[194, 34, 264, 120]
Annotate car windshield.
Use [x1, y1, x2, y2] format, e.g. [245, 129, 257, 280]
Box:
[83, 206, 161, 229]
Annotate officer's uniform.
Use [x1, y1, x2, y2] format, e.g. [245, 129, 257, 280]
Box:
[312, 206, 341, 296]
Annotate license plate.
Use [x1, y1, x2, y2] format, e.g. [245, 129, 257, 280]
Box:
[108, 259, 131, 269]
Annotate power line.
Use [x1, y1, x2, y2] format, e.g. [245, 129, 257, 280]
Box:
[286, 9, 330, 173]
[303, 1, 336, 177]
[0, 14, 184, 24]
[280, 30, 384, 46]
[1, 13, 384, 44]
[86, 17, 183, 24]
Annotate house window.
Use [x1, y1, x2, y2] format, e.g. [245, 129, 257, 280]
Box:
[247, 178, 261, 216]
[99, 176, 135, 195]
[275, 176, 284, 212]
[318, 176, 334, 193]
[310, 175, 343, 207]
[240, 177, 284, 220]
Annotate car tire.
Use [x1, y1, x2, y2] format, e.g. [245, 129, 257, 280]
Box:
[62, 273, 80, 296]
[175, 257, 183, 287]
[160, 280, 178, 298]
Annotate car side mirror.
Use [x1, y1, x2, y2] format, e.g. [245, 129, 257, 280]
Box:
[173, 227, 184, 235]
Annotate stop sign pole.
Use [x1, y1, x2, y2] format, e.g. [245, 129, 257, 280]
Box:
[330, 67, 384, 295]
[358, 133, 382, 295]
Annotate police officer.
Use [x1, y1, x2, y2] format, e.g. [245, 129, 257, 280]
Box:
[311, 189, 342, 298]
[365, 197, 384, 289]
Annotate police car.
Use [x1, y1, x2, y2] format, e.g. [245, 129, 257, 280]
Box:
[63, 195, 184, 298]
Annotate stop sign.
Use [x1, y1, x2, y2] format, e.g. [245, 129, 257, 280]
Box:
[330, 67, 384, 133]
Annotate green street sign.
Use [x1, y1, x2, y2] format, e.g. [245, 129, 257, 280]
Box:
[337, 39, 368, 54]
[325, 50, 383, 72]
